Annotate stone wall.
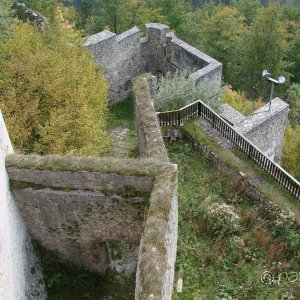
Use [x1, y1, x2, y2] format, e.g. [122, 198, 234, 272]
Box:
[133, 74, 169, 162]
[4, 73, 179, 299]
[233, 98, 289, 163]
[6, 156, 155, 276]
[85, 23, 222, 104]
[133, 75, 178, 300]
[85, 27, 145, 103]
[0, 112, 45, 300]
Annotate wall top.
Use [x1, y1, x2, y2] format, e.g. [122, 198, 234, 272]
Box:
[85, 30, 116, 47]
[145, 23, 170, 30]
[234, 98, 289, 135]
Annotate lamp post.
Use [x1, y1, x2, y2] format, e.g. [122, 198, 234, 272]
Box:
[262, 69, 286, 111]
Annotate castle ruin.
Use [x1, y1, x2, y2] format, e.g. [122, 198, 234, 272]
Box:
[0, 22, 291, 300]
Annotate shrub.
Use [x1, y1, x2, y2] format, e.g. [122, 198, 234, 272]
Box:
[286, 83, 300, 126]
[198, 196, 241, 235]
[153, 70, 222, 112]
[222, 85, 264, 116]
[282, 123, 300, 180]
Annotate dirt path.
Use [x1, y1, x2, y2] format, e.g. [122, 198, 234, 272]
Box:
[108, 125, 135, 158]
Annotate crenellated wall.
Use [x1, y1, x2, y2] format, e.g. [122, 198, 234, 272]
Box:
[85, 23, 222, 104]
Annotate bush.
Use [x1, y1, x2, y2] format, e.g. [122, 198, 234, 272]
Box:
[197, 196, 241, 235]
[0, 20, 109, 155]
[286, 83, 300, 127]
[153, 70, 222, 112]
[222, 86, 264, 116]
[282, 123, 300, 180]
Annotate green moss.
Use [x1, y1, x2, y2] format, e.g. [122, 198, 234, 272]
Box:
[9, 180, 45, 191]
[108, 97, 136, 133]
[100, 185, 150, 200]
[108, 240, 123, 260]
[61, 222, 80, 236]
[6, 154, 173, 178]
[133, 74, 169, 162]
[10, 180, 73, 193]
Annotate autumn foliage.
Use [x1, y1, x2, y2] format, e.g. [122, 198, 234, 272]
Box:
[0, 21, 109, 155]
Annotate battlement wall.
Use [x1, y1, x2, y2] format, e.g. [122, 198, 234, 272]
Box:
[85, 23, 222, 104]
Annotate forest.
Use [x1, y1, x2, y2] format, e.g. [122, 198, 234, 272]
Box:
[0, 0, 299, 178]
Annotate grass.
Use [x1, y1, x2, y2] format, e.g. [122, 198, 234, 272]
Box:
[108, 97, 139, 158]
[167, 141, 300, 300]
[182, 121, 300, 225]
[108, 97, 136, 132]
[33, 241, 135, 300]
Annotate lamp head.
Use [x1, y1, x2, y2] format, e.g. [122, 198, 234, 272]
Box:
[262, 69, 271, 77]
[278, 76, 286, 84]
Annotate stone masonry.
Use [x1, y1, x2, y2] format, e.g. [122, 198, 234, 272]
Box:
[8, 166, 153, 275]
[85, 23, 222, 104]
[232, 98, 289, 163]
[220, 99, 289, 163]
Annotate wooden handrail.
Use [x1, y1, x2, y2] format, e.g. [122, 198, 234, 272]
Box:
[157, 100, 300, 200]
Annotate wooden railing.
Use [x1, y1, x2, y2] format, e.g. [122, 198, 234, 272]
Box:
[157, 100, 300, 200]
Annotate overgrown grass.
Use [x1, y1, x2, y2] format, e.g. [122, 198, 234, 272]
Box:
[33, 241, 135, 300]
[108, 97, 136, 132]
[182, 121, 300, 224]
[108, 97, 138, 158]
[167, 141, 300, 300]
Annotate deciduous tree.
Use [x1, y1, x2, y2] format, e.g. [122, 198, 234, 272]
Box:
[0, 21, 109, 155]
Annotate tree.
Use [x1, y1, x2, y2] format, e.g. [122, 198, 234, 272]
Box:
[123, 0, 166, 30]
[146, 0, 190, 32]
[222, 86, 264, 115]
[241, 5, 292, 99]
[231, 0, 262, 24]
[0, 0, 15, 43]
[0, 21, 109, 155]
[183, 4, 247, 86]
[283, 6, 300, 83]
[282, 123, 300, 180]
[80, 0, 166, 34]
[76, 0, 94, 29]
[23, 0, 57, 19]
[286, 84, 300, 126]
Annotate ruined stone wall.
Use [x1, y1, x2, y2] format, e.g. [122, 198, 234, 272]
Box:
[85, 23, 222, 104]
[134, 74, 169, 162]
[234, 98, 289, 163]
[0, 112, 45, 300]
[85, 27, 145, 104]
[133, 75, 178, 300]
[6, 156, 154, 276]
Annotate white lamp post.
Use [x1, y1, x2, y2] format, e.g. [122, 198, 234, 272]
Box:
[262, 69, 286, 111]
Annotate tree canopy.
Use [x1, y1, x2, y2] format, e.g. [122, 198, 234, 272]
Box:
[0, 20, 109, 155]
